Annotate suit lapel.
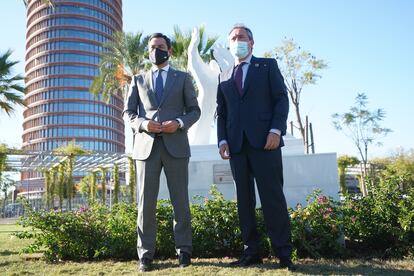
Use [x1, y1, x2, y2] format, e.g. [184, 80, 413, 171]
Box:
[242, 56, 258, 97]
[144, 71, 158, 105]
[223, 67, 240, 98]
[159, 67, 177, 106]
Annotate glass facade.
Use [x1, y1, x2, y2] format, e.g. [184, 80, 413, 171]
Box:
[23, 0, 124, 181]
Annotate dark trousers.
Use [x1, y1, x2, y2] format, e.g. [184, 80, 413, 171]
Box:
[229, 137, 292, 258]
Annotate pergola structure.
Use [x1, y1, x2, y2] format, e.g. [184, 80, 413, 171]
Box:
[6, 151, 129, 173]
[4, 151, 130, 194]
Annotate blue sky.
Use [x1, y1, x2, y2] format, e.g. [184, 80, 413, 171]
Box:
[0, 0, 413, 158]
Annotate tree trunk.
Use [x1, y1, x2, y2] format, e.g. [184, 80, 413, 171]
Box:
[293, 101, 305, 148]
[113, 165, 119, 204]
[360, 162, 368, 196]
[67, 158, 73, 211]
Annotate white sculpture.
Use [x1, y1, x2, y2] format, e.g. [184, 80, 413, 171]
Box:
[187, 28, 234, 145]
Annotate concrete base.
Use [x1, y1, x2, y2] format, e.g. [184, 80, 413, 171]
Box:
[157, 139, 339, 208]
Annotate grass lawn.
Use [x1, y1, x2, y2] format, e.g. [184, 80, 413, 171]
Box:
[1, 224, 413, 275]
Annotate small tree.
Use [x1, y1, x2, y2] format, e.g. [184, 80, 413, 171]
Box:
[99, 167, 107, 205]
[90, 172, 97, 202]
[50, 167, 57, 209]
[43, 169, 52, 210]
[1, 176, 15, 218]
[337, 155, 360, 194]
[128, 157, 136, 204]
[373, 148, 414, 192]
[113, 164, 119, 204]
[57, 163, 65, 210]
[54, 142, 88, 210]
[0, 144, 8, 184]
[65, 156, 74, 210]
[332, 93, 392, 195]
[79, 174, 91, 197]
[0, 144, 16, 216]
[265, 38, 327, 151]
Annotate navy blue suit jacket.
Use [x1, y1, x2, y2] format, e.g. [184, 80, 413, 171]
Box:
[216, 56, 289, 154]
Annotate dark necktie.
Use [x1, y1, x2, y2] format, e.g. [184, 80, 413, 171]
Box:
[155, 69, 164, 104]
[234, 62, 246, 96]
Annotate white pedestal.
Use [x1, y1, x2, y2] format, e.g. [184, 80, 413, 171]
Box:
[157, 137, 339, 207]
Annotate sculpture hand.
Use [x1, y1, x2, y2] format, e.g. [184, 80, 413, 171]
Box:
[188, 27, 200, 54]
[212, 44, 234, 72]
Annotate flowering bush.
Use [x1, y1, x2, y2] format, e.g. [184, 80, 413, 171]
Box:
[290, 190, 345, 258]
[341, 175, 414, 258]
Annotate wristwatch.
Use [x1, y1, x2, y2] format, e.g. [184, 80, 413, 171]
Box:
[175, 119, 183, 129]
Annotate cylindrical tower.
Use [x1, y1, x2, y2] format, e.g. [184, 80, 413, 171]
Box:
[23, 0, 124, 187]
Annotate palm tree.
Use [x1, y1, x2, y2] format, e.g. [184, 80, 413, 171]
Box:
[112, 164, 119, 204]
[90, 172, 97, 202]
[43, 169, 53, 210]
[0, 50, 25, 116]
[54, 141, 89, 210]
[57, 163, 65, 210]
[171, 25, 218, 71]
[23, 0, 54, 8]
[99, 167, 107, 205]
[90, 31, 149, 103]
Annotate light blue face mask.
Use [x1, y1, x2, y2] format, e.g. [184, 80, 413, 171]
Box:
[230, 41, 249, 59]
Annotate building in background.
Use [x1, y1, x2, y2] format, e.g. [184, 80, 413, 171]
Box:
[21, 0, 124, 190]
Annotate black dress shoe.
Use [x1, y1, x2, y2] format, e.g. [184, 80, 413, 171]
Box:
[138, 257, 152, 272]
[279, 257, 296, 271]
[229, 255, 263, 267]
[178, 252, 191, 268]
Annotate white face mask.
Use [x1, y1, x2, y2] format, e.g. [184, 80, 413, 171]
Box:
[230, 41, 250, 59]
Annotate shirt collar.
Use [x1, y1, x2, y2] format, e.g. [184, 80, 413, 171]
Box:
[152, 64, 170, 73]
[235, 53, 253, 66]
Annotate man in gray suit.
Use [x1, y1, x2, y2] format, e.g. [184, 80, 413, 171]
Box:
[123, 33, 200, 272]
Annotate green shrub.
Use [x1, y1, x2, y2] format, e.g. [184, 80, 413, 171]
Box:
[106, 203, 137, 259]
[290, 190, 345, 258]
[17, 202, 136, 261]
[191, 185, 243, 257]
[341, 175, 414, 257]
[16, 182, 414, 261]
[155, 199, 175, 258]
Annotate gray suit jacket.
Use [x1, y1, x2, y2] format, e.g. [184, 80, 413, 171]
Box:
[123, 67, 201, 160]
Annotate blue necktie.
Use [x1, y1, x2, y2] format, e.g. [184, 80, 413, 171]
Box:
[155, 69, 164, 104]
[234, 62, 245, 96]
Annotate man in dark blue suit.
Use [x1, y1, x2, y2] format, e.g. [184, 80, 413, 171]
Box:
[216, 24, 294, 270]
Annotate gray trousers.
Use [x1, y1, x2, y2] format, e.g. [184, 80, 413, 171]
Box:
[135, 137, 192, 260]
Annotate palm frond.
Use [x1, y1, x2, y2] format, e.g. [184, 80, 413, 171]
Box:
[0, 50, 25, 116]
[90, 31, 148, 103]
